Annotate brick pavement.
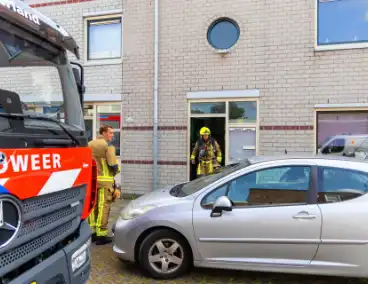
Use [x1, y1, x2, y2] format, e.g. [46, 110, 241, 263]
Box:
[87, 198, 365, 284]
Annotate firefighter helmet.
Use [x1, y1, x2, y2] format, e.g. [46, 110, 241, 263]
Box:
[200, 127, 211, 136]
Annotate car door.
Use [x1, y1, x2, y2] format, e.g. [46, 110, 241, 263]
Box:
[313, 160, 368, 268]
[192, 160, 322, 267]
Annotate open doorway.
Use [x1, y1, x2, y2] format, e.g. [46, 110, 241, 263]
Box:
[189, 117, 226, 181]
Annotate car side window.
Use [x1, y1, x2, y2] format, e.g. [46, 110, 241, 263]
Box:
[322, 138, 345, 154]
[201, 184, 228, 208]
[201, 166, 311, 208]
[317, 166, 368, 203]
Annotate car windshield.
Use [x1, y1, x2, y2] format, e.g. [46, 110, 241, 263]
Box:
[0, 27, 84, 132]
[178, 160, 251, 196]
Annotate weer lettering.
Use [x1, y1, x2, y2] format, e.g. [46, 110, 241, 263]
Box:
[0, 153, 61, 174]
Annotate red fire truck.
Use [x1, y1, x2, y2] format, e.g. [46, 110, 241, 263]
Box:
[0, 1, 96, 283]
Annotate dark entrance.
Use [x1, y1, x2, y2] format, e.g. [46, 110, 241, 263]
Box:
[189, 117, 226, 181]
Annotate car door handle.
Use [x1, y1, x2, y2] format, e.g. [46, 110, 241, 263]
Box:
[292, 211, 317, 220]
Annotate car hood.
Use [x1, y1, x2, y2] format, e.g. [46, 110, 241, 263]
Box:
[129, 184, 189, 208]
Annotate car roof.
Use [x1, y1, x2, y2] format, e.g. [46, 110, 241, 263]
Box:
[247, 155, 368, 165]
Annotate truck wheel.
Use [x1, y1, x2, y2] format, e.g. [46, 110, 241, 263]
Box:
[138, 229, 191, 279]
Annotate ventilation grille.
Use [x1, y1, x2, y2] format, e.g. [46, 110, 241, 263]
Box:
[0, 221, 72, 267]
[23, 188, 82, 214]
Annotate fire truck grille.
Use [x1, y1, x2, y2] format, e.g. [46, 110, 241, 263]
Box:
[0, 221, 73, 267]
[22, 187, 82, 214]
[0, 186, 86, 277]
[18, 206, 78, 238]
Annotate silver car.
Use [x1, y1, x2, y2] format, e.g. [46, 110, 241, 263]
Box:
[113, 156, 368, 279]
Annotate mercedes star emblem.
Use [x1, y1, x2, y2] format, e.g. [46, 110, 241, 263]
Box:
[0, 198, 21, 249]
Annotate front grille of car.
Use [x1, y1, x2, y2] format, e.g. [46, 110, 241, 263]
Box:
[0, 186, 86, 277]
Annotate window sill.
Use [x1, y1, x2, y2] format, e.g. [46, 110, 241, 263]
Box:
[315, 42, 368, 52]
[84, 59, 122, 66]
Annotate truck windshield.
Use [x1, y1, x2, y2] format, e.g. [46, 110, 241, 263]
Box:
[0, 27, 84, 133]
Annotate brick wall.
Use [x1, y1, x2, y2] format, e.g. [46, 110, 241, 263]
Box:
[122, 0, 368, 194]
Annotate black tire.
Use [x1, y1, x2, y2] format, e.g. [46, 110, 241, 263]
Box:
[138, 229, 192, 279]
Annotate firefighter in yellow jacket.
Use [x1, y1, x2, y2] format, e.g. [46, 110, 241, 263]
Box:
[191, 127, 222, 177]
[88, 125, 121, 245]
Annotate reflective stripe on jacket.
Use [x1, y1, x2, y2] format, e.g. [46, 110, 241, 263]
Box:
[88, 135, 120, 188]
[191, 138, 222, 163]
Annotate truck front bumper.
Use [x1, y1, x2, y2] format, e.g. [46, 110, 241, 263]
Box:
[10, 219, 92, 284]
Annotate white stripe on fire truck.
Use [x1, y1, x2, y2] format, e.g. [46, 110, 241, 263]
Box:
[0, 178, 8, 186]
[38, 168, 82, 196]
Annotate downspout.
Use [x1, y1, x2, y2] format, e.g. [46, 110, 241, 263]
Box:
[153, 0, 159, 191]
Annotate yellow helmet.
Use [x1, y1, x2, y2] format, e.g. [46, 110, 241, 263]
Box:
[200, 127, 211, 135]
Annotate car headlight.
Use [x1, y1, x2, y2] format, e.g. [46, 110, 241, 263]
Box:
[120, 204, 157, 220]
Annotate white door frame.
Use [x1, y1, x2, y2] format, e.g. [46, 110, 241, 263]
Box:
[187, 98, 260, 181]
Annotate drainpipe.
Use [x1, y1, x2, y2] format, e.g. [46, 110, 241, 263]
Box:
[153, 0, 159, 191]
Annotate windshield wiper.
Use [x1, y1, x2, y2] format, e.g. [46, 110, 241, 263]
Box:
[0, 113, 80, 146]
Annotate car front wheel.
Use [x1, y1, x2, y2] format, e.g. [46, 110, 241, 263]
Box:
[139, 229, 191, 279]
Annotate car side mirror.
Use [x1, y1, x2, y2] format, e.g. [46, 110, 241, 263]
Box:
[210, 196, 232, 218]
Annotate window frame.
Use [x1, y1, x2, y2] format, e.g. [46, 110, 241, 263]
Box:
[313, 106, 368, 154]
[315, 0, 368, 51]
[200, 164, 317, 210]
[187, 98, 260, 181]
[316, 165, 368, 203]
[190, 102, 226, 115]
[83, 102, 122, 157]
[207, 17, 240, 51]
[84, 13, 123, 65]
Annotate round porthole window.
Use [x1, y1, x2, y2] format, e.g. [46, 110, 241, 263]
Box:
[207, 18, 240, 50]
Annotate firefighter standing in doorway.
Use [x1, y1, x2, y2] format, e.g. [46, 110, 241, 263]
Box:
[191, 127, 222, 177]
[88, 125, 121, 245]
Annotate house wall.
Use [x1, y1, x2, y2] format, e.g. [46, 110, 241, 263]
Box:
[121, 0, 368, 194]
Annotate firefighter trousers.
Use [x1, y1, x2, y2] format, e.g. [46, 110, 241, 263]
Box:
[88, 187, 113, 237]
[197, 160, 220, 176]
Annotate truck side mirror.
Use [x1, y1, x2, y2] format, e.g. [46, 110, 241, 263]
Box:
[71, 62, 85, 106]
